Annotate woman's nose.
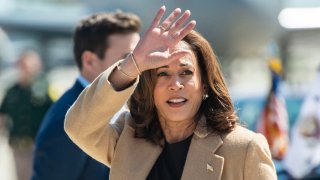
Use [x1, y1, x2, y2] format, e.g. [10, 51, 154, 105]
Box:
[168, 76, 184, 91]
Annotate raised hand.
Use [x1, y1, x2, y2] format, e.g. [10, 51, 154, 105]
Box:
[109, 6, 196, 90]
[132, 6, 196, 72]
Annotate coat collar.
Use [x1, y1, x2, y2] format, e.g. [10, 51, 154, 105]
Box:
[181, 132, 224, 180]
[194, 115, 213, 138]
[113, 115, 224, 180]
[181, 116, 224, 180]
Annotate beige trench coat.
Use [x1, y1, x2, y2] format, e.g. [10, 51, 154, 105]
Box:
[65, 63, 277, 180]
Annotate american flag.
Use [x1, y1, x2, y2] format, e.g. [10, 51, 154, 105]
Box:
[257, 58, 289, 160]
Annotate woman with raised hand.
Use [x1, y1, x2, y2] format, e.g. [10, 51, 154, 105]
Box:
[65, 6, 277, 180]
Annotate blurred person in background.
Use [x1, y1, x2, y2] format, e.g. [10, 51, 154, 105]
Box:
[0, 27, 18, 180]
[32, 11, 141, 180]
[0, 50, 53, 180]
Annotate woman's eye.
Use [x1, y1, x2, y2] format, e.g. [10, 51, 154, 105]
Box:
[157, 72, 168, 77]
[181, 70, 193, 76]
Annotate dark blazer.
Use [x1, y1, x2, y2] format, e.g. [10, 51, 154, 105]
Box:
[32, 79, 109, 180]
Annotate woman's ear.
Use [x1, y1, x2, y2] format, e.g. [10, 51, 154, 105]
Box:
[202, 84, 208, 93]
[202, 85, 209, 100]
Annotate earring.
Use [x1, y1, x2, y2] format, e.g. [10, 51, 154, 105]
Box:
[202, 94, 209, 100]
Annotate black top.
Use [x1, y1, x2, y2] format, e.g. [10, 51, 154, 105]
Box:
[147, 135, 193, 180]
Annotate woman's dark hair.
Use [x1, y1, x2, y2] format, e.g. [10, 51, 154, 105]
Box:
[128, 30, 238, 145]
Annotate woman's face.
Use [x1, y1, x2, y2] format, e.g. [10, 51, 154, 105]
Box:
[153, 42, 204, 124]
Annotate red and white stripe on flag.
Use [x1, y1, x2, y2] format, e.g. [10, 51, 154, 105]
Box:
[257, 92, 289, 160]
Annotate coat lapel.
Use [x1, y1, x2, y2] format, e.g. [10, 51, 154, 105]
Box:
[111, 116, 224, 180]
[110, 127, 163, 180]
[181, 117, 224, 180]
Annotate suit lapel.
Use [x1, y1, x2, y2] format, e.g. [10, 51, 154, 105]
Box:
[128, 137, 162, 179]
[112, 115, 224, 180]
[121, 131, 223, 180]
[126, 134, 223, 180]
[181, 134, 224, 180]
[110, 127, 163, 180]
[181, 116, 224, 180]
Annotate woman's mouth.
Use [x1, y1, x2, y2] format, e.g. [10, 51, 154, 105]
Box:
[167, 98, 187, 107]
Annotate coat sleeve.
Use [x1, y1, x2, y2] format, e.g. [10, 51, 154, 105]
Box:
[244, 134, 277, 180]
[64, 63, 139, 167]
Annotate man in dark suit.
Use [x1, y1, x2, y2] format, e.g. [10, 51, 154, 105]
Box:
[32, 11, 141, 180]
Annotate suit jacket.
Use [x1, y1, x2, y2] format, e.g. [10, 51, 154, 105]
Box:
[32, 79, 109, 180]
[65, 64, 277, 180]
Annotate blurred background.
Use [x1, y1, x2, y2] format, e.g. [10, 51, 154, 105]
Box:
[0, 0, 319, 179]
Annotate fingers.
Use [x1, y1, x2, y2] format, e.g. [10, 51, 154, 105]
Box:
[169, 10, 191, 34]
[175, 20, 196, 39]
[159, 8, 181, 31]
[135, 6, 196, 70]
[167, 49, 191, 62]
[149, 50, 191, 70]
[152, 6, 195, 37]
[160, 8, 196, 42]
[150, 6, 166, 29]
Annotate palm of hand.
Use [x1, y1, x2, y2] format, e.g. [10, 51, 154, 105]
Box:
[133, 6, 196, 72]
